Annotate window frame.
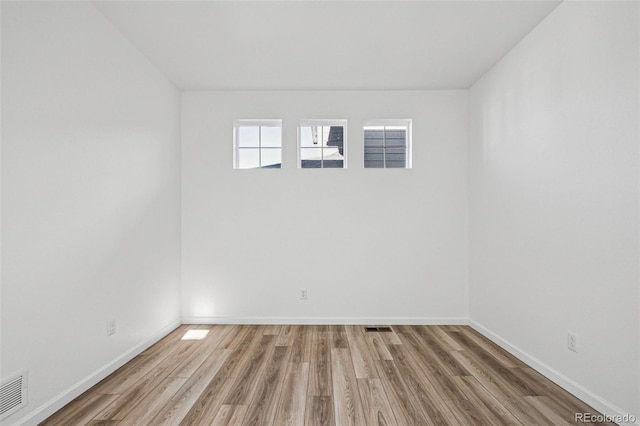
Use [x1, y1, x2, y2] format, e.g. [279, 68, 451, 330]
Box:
[298, 119, 348, 169]
[363, 119, 412, 169]
[233, 119, 283, 169]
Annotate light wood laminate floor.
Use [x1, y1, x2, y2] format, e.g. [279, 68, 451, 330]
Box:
[41, 325, 612, 425]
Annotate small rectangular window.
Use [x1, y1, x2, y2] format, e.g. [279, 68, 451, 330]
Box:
[234, 120, 282, 169]
[364, 120, 411, 168]
[299, 120, 346, 169]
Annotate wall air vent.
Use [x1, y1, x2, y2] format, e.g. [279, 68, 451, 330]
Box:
[0, 370, 28, 420]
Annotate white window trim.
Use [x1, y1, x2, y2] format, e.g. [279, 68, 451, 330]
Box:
[298, 119, 348, 169]
[233, 119, 283, 169]
[363, 119, 412, 169]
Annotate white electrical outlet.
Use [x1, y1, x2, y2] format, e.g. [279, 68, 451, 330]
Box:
[107, 319, 116, 336]
[300, 289, 308, 300]
[567, 332, 577, 352]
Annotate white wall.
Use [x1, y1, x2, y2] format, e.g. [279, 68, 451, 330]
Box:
[469, 1, 639, 420]
[1, 2, 181, 424]
[181, 90, 468, 323]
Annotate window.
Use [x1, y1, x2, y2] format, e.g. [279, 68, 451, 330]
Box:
[234, 120, 282, 169]
[299, 120, 346, 168]
[363, 120, 411, 168]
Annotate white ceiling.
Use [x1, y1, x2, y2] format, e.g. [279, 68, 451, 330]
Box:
[93, 0, 561, 91]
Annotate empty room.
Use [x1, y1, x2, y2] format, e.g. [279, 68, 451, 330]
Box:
[1, 0, 638, 425]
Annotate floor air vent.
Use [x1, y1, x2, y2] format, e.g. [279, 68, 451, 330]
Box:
[364, 326, 393, 332]
[0, 370, 28, 420]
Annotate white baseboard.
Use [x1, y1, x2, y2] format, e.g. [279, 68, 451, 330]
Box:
[469, 320, 640, 426]
[8, 318, 181, 426]
[181, 316, 468, 325]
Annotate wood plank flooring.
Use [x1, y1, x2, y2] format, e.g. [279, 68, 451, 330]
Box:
[40, 325, 613, 425]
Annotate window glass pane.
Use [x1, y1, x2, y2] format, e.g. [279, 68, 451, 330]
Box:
[261, 126, 282, 148]
[237, 126, 260, 147]
[300, 126, 316, 147]
[323, 144, 344, 169]
[364, 160, 384, 168]
[385, 161, 406, 168]
[364, 147, 384, 168]
[323, 159, 344, 168]
[301, 160, 322, 168]
[385, 147, 406, 168]
[385, 128, 406, 147]
[237, 148, 260, 169]
[323, 147, 342, 160]
[326, 126, 344, 156]
[364, 128, 384, 147]
[364, 147, 384, 158]
[386, 147, 406, 156]
[260, 148, 281, 168]
[301, 147, 322, 168]
[300, 147, 322, 160]
[322, 157, 344, 168]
